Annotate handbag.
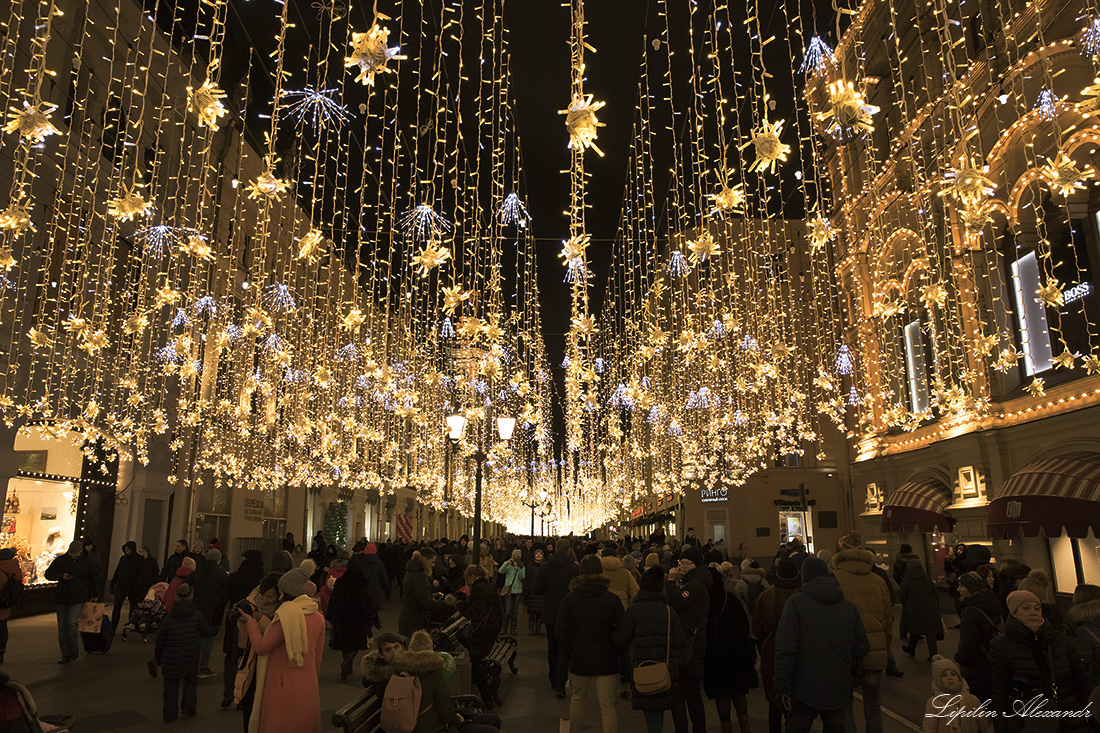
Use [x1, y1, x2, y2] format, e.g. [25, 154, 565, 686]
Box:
[634, 607, 673, 694]
[78, 601, 105, 633]
[500, 584, 511, 597]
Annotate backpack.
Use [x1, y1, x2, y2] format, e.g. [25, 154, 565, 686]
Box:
[0, 573, 23, 609]
[380, 672, 431, 733]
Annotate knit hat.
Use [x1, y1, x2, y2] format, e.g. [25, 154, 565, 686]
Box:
[1006, 589, 1042, 616]
[645, 553, 660, 569]
[279, 559, 317, 598]
[601, 548, 616, 557]
[958, 571, 986, 595]
[206, 548, 222, 565]
[511, 549, 523, 561]
[775, 558, 800, 586]
[242, 549, 263, 561]
[181, 557, 197, 571]
[176, 583, 192, 598]
[364, 542, 378, 555]
[837, 531, 863, 551]
[68, 540, 83, 554]
[631, 550, 642, 559]
[1018, 569, 1054, 603]
[930, 655, 962, 693]
[639, 566, 665, 593]
[679, 546, 705, 568]
[801, 556, 830, 583]
[579, 554, 603, 575]
[408, 629, 434, 652]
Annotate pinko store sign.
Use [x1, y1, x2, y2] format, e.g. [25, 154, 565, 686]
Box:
[701, 487, 728, 503]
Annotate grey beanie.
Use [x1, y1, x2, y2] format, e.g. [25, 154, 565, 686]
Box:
[278, 559, 316, 598]
[206, 548, 222, 565]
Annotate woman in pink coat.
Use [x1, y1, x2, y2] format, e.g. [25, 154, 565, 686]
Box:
[243, 560, 324, 733]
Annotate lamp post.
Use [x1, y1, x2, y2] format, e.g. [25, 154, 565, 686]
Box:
[522, 489, 549, 537]
[447, 410, 514, 560]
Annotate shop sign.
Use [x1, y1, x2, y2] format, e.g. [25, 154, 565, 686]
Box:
[701, 487, 728, 503]
[230, 489, 265, 538]
[780, 489, 800, 497]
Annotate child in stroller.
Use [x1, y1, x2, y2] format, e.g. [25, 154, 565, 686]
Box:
[0, 671, 74, 732]
[123, 582, 168, 641]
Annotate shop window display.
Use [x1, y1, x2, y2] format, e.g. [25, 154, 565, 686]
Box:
[0, 478, 79, 585]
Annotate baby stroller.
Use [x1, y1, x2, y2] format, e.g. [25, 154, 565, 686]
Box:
[122, 582, 168, 642]
[0, 672, 74, 732]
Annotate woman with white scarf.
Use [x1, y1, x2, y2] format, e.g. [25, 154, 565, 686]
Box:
[242, 559, 324, 733]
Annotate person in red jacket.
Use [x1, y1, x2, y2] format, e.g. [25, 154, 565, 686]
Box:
[163, 557, 196, 612]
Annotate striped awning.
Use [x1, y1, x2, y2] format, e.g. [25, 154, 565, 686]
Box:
[880, 478, 954, 533]
[988, 452, 1100, 539]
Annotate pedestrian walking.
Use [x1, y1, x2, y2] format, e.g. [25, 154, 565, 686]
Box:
[137, 546, 159, 599]
[457, 564, 504, 710]
[154, 583, 217, 722]
[109, 541, 144, 632]
[899, 559, 944, 660]
[535, 538, 578, 697]
[704, 565, 757, 733]
[44, 541, 95, 664]
[327, 563, 376, 680]
[666, 545, 711, 733]
[399, 549, 454, 637]
[751, 558, 801, 733]
[525, 549, 545, 635]
[954, 571, 1002, 702]
[733, 560, 769, 616]
[191, 548, 229, 678]
[498, 550, 526, 635]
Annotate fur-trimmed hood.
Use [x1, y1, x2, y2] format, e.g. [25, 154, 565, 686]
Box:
[832, 548, 876, 574]
[1068, 598, 1100, 627]
[570, 572, 611, 592]
[391, 649, 445, 676]
[360, 651, 396, 684]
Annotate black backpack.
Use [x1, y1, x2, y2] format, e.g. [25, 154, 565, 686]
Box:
[0, 573, 24, 609]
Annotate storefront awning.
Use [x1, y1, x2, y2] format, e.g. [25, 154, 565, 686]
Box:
[988, 452, 1100, 539]
[880, 478, 954, 533]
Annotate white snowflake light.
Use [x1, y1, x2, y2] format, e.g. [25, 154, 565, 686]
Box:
[800, 36, 836, 76]
[498, 193, 530, 227]
[1084, 15, 1100, 59]
[667, 251, 690, 277]
[1035, 88, 1060, 121]
[263, 283, 298, 312]
[280, 87, 350, 129]
[400, 203, 452, 241]
[134, 225, 179, 259]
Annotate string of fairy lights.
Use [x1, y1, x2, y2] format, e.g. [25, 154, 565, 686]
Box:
[1, 0, 1099, 534]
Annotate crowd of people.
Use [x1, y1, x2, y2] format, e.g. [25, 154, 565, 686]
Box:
[14, 527, 1100, 731]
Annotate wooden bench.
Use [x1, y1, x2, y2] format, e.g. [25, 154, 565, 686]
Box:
[331, 692, 382, 733]
[475, 634, 518, 701]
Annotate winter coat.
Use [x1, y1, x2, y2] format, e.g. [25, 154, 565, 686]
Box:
[525, 561, 545, 615]
[498, 559, 526, 595]
[733, 568, 769, 615]
[703, 571, 757, 699]
[1067, 597, 1100, 686]
[990, 617, 1092, 733]
[190, 558, 229, 628]
[137, 556, 159, 598]
[226, 557, 266, 607]
[399, 559, 451, 637]
[556, 573, 625, 676]
[752, 582, 801, 703]
[154, 597, 217, 679]
[666, 565, 712, 674]
[389, 638, 461, 733]
[43, 552, 95, 605]
[600, 556, 639, 610]
[774, 575, 870, 712]
[360, 649, 396, 698]
[892, 552, 919, 585]
[317, 565, 347, 616]
[611, 589, 685, 710]
[922, 679, 993, 733]
[899, 563, 943, 639]
[457, 577, 502, 657]
[163, 566, 194, 612]
[84, 551, 105, 600]
[355, 554, 391, 611]
[955, 589, 1003, 701]
[872, 563, 899, 605]
[0, 554, 22, 621]
[244, 603, 325, 733]
[535, 552, 579, 626]
[328, 569, 376, 652]
[161, 551, 194, 583]
[109, 542, 144, 600]
[832, 548, 892, 671]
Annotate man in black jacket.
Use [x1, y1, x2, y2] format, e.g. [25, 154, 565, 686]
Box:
[220, 549, 265, 707]
[44, 541, 96, 664]
[534, 538, 579, 697]
[162, 539, 195, 582]
[190, 548, 228, 678]
[109, 540, 144, 632]
[557, 554, 624, 733]
[666, 545, 711, 733]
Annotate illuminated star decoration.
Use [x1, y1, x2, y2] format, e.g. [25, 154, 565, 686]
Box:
[920, 282, 948, 307]
[179, 232, 212, 260]
[498, 193, 530, 227]
[187, 80, 228, 130]
[263, 283, 297, 313]
[942, 157, 996, 209]
[279, 87, 350, 129]
[560, 93, 607, 157]
[708, 175, 745, 217]
[297, 229, 327, 262]
[345, 16, 406, 86]
[1037, 278, 1064, 307]
[1053, 348, 1078, 370]
[1039, 152, 1096, 197]
[1026, 377, 1046, 397]
[819, 80, 879, 139]
[134, 224, 180, 259]
[0, 247, 15, 271]
[4, 99, 60, 143]
[687, 232, 720, 264]
[0, 200, 33, 234]
[107, 184, 154, 222]
[808, 214, 836, 251]
[1034, 88, 1060, 121]
[744, 115, 790, 174]
[1076, 79, 1100, 116]
[411, 240, 452, 277]
[400, 203, 452, 241]
[247, 158, 290, 201]
[342, 306, 366, 332]
[799, 35, 836, 76]
[441, 285, 469, 315]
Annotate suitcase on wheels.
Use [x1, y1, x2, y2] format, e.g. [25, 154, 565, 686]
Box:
[81, 615, 114, 653]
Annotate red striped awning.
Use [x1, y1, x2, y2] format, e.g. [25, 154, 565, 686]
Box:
[880, 478, 954, 533]
[988, 452, 1100, 539]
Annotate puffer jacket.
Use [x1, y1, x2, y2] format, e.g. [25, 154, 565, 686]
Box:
[534, 552, 579, 625]
[899, 562, 943, 638]
[556, 573, 624, 676]
[733, 567, 770, 615]
[457, 577, 502, 657]
[600, 555, 639, 609]
[399, 558, 451, 637]
[498, 559, 526, 595]
[524, 561, 545, 615]
[1067, 597, 1100, 685]
[990, 617, 1092, 733]
[666, 565, 712, 674]
[832, 548, 892, 671]
[154, 597, 216, 679]
[611, 589, 685, 710]
[955, 588, 1003, 701]
[774, 574, 869, 712]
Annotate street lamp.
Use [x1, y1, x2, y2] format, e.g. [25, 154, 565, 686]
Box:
[444, 411, 465, 539]
[448, 410, 514, 559]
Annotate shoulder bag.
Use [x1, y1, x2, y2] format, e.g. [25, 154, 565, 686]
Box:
[634, 607, 673, 694]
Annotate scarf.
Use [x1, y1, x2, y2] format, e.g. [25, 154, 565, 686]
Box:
[248, 595, 318, 733]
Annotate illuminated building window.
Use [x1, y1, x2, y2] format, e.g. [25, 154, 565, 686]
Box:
[904, 320, 930, 413]
[1010, 251, 1054, 376]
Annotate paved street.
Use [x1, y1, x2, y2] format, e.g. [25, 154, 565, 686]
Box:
[5, 594, 954, 732]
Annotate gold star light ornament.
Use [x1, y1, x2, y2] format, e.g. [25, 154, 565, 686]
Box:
[0, 200, 33, 234]
[687, 231, 720, 264]
[297, 229, 326, 262]
[4, 100, 60, 143]
[744, 116, 790, 174]
[1040, 153, 1096, 198]
[411, 240, 452, 277]
[247, 158, 291, 202]
[442, 285, 469, 315]
[187, 79, 228, 130]
[942, 156, 996, 209]
[345, 16, 406, 86]
[808, 214, 837, 251]
[818, 80, 879, 138]
[560, 94, 607, 157]
[107, 184, 154, 222]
